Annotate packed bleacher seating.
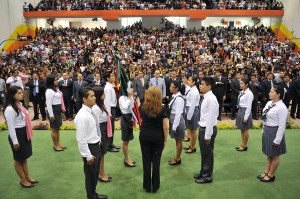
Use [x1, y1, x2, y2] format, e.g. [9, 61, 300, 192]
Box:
[23, 0, 284, 11]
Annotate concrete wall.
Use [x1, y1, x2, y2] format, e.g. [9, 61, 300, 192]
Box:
[279, 0, 300, 39]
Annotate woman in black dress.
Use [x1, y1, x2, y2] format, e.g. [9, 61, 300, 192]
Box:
[4, 86, 38, 188]
[138, 86, 169, 193]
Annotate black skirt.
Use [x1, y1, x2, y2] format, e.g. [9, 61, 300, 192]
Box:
[100, 122, 108, 155]
[121, 113, 134, 141]
[48, 104, 62, 130]
[8, 127, 32, 161]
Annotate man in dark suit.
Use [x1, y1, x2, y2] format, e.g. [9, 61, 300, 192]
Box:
[230, 72, 241, 120]
[28, 73, 46, 121]
[166, 70, 178, 99]
[279, 74, 293, 109]
[212, 69, 227, 121]
[249, 75, 261, 120]
[89, 73, 105, 87]
[133, 71, 148, 103]
[261, 72, 276, 108]
[291, 78, 300, 119]
[58, 72, 73, 121]
[73, 73, 89, 112]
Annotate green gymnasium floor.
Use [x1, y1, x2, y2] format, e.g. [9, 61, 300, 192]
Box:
[0, 130, 299, 199]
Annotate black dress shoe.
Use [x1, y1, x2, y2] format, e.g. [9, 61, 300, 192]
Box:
[169, 159, 181, 166]
[217, 117, 222, 121]
[183, 146, 191, 150]
[260, 175, 275, 182]
[291, 115, 296, 119]
[195, 177, 212, 184]
[96, 194, 108, 199]
[42, 118, 46, 121]
[185, 148, 196, 154]
[27, 179, 39, 184]
[236, 146, 248, 152]
[31, 118, 38, 121]
[19, 182, 34, 188]
[108, 148, 119, 152]
[99, 177, 112, 183]
[297, 116, 300, 119]
[194, 174, 202, 179]
[53, 147, 64, 152]
[113, 145, 121, 150]
[124, 160, 136, 167]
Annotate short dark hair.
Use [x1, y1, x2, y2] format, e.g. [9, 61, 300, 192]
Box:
[103, 72, 112, 82]
[202, 77, 215, 89]
[241, 78, 250, 87]
[189, 76, 198, 85]
[273, 85, 284, 100]
[171, 80, 181, 91]
[79, 87, 94, 104]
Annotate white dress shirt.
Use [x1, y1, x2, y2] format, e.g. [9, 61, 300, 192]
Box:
[75, 104, 101, 161]
[92, 104, 108, 123]
[119, 96, 134, 114]
[6, 76, 24, 90]
[185, 86, 200, 120]
[238, 88, 254, 120]
[169, 92, 184, 131]
[4, 104, 26, 144]
[263, 100, 288, 144]
[198, 91, 219, 140]
[46, 89, 62, 117]
[104, 82, 117, 115]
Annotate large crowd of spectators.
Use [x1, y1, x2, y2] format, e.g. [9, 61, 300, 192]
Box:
[23, 0, 284, 11]
[1, 19, 299, 119]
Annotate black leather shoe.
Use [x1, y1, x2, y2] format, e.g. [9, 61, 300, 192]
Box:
[96, 194, 108, 199]
[291, 115, 296, 119]
[260, 175, 275, 182]
[257, 172, 268, 180]
[183, 146, 191, 150]
[99, 177, 112, 183]
[27, 179, 39, 184]
[194, 174, 201, 179]
[112, 145, 121, 149]
[42, 118, 46, 121]
[217, 117, 222, 121]
[195, 177, 212, 184]
[53, 147, 64, 152]
[108, 148, 119, 152]
[236, 146, 248, 152]
[297, 116, 300, 119]
[169, 159, 181, 166]
[31, 118, 38, 121]
[124, 160, 136, 167]
[185, 148, 196, 154]
[19, 182, 34, 188]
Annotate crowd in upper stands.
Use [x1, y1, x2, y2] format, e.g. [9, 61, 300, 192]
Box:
[1, 19, 300, 119]
[23, 0, 284, 11]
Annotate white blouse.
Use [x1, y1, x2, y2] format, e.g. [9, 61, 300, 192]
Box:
[92, 104, 108, 123]
[169, 92, 184, 131]
[46, 89, 62, 117]
[185, 86, 200, 120]
[238, 88, 254, 120]
[119, 96, 134, 114]
[263, 100, 288, 144]
[4, 104, 26, 144]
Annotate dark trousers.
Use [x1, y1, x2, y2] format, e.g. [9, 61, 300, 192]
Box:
[107, 107, 116, 149]
[83, 143, 101, 199]
[231, 98, 238, 118]
[291, 96, 300, 117]
[251, 99, 258, 118]
[32, 93, 46, 119]
[216, 95, 223, 118]
[0, 91, 5, 106]
[76, 101, 82, 113]
[198, 126, 217, 181]
[139, 137, 164, 192]
[262, 97, 269, 111]
[63, 95, 73, 118]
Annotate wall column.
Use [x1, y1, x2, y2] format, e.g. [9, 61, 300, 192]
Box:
[142, 17, 164, 29]
[186, 19, 202, 31]
[106, 20, 122, 30]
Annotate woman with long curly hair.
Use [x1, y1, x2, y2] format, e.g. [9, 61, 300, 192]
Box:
[138, 86, 169, 193]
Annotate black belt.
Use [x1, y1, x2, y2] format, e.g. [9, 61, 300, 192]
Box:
[200, 125, 216, 129]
